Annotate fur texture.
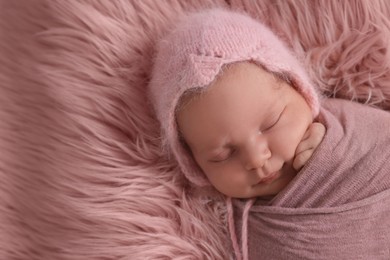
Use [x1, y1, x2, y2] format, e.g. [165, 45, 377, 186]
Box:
[232, 0, 390, 109]
[1, 0, 390, 259]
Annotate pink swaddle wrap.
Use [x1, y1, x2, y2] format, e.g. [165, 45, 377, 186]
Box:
[233, 98, 390, 259]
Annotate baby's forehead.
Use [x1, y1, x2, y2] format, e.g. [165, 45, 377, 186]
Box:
[176, 61, 284, 115]
[177, 63, 288, 141]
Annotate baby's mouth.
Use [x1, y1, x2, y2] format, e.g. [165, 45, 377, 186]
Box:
[258, 171, 281, 184]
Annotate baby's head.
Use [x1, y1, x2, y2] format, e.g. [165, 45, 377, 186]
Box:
[148, 9, 320, 198]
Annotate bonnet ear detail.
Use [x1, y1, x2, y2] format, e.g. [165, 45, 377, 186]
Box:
[187, 53, 224, 87]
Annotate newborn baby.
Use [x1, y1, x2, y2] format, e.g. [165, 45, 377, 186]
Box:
[149, 8, 390, 260]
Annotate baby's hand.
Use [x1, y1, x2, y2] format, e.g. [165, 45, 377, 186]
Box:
[293, 122, 326, 170]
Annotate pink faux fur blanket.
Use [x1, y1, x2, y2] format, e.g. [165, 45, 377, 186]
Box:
[1, 1, 390, 259]
[233, 99, 390, 259]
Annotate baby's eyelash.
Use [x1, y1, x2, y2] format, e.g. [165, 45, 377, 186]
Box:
[264, 118, 279, 131]
[263, 107, 285, 131]
[210, 149, 235, 163]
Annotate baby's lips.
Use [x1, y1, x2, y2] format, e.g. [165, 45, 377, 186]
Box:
[258, 171, 280, 184]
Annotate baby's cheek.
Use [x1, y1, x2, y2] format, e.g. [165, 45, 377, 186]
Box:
[272, 130, 301, 160]
[203, 163, 249, 196]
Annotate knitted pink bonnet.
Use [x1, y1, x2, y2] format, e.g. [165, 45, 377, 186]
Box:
[148, 8, 320, 187]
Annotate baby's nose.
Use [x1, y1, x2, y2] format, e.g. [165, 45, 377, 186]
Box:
[244, 140, 271, 172]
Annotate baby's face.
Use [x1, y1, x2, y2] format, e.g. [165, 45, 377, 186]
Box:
[177, 62, 312, 198]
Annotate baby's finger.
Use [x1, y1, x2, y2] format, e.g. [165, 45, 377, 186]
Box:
[301, 124, 316, 142]
[311, 122, 326, 141]
[293, 149, 314, 170]
[295, 138, 312, 156]
[298, 124, 326, 154]
[301, 125, 312, 141]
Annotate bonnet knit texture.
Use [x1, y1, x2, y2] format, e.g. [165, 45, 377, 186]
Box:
[148, 8, 320, 186]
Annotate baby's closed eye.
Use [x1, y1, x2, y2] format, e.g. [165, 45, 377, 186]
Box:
[261, 107, 285, 132]
[209, 149, 235, 163]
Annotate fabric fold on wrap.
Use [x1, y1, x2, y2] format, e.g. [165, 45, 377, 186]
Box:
[233, 98, 390, 259]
